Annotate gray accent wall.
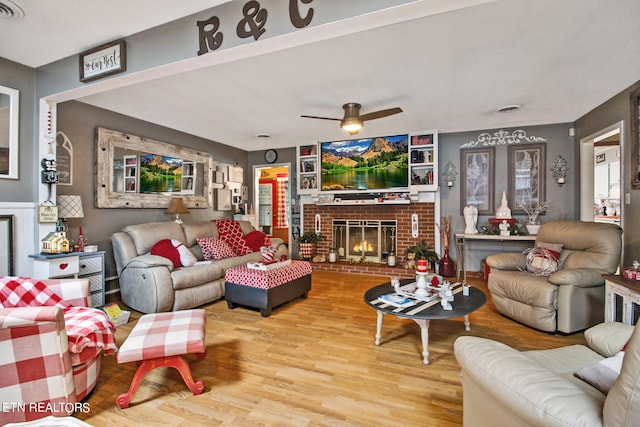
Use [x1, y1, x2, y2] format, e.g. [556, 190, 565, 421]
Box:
[0, 58, 36, 202]
[439, 123, 575, 270]
[575, 81, 640, 267]
[57, 100, 249, 290]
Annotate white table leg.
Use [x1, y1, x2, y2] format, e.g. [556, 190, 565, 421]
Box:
[464, 314, 471, 331]
[375, 311, 384, 345]
[413, 319, 431, 364]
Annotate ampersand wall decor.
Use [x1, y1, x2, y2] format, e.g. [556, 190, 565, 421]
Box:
[237, 1, 268, 41]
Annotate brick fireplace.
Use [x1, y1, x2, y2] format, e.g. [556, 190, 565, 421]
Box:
[301, 202, 436, 278]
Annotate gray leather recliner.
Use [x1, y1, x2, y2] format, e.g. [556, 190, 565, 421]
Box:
[486, 220, 622, 333]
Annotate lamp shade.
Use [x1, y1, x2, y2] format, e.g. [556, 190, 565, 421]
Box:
[57, 195, 84, 219]
[165, 197, 190, 215]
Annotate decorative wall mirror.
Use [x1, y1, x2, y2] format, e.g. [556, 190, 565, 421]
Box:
[96, 127, 214, 208]
[0, 85, 19, 179]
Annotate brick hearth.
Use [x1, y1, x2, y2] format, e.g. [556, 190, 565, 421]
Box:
[301, 202, 436, 277]
[309, 260, 423, 279]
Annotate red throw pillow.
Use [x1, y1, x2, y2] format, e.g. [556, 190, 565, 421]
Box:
[243, 230, 268, 252]
[151, 239, 182, 268]
[215, 219, 253, 256]
[196, 236, 236, 260]
[0, 278, 70, 308]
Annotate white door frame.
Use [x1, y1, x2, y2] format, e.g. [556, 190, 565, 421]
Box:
[579, 121, 624, 222]
[253, 162, 292, 247]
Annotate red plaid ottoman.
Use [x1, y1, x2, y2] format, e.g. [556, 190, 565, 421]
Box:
[224, 260, 312, 317]
[115, 309, 207, 409]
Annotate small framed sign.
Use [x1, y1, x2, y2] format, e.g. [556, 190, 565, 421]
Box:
[79, 39, 126, 83]
[38, 204, 58, 223]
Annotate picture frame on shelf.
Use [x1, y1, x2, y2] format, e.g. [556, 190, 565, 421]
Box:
[508, 143, 546, 214]
[460, 147, 495, 215]
[411, 133, 434, 146]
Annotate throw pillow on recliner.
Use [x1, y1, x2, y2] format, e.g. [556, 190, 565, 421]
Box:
[215, 219, 253, 256]
[196, 235, 236, 260]
[151, 239, 197, 268]
[243, 230, 268, 252]
[526, 241, 563, 275]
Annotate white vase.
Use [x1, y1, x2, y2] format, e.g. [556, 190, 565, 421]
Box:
[526, 224, 540, 235]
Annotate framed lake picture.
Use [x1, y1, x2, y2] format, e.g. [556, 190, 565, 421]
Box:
[508, 143, 546, 213]
[460, 147, 495, 215]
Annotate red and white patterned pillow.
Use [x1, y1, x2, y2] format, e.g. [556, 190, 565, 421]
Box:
[0, 277, 71, 308]
[215, 219, 253, 256]
[196, 235, 237, 260]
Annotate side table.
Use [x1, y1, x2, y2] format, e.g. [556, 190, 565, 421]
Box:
[603, 274, 640, 325]
[29, 251, 105, 306]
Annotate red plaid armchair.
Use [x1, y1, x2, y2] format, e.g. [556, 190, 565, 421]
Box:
[0, 277, 117, 424]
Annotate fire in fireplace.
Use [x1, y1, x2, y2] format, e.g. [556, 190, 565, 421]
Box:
[332, 219, 397, 263]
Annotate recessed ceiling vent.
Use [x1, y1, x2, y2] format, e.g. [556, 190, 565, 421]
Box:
[0, 0, 25, 19]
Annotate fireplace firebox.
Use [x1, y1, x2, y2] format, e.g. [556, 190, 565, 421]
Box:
[332, 219, 397, 263]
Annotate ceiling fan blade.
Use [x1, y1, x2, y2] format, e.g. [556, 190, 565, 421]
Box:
[359, 107, 403, 122]
[300, 114, 342, 121]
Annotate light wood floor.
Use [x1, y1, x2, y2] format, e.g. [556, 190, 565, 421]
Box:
[77, 271, 586, 426]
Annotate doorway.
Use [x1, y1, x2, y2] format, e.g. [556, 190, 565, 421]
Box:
[580, 122, 623, 226]
[253, 163, 292, 246]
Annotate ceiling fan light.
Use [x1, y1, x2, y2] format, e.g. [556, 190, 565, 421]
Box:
[341, 118, 363, 134]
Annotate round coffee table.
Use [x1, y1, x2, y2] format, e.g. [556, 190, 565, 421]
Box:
[363, 280, 486, 364]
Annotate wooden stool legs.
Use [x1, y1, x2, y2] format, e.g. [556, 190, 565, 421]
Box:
[116, 352, 206, 409]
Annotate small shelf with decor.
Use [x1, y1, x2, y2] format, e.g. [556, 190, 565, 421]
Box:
[181, 161, 196, 194]
[408, 131, 438, 192]
[297, 144, 318, 194]
[123, 155, 138, 193]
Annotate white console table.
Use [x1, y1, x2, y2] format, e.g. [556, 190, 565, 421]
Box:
[454, 233, 536, 281]
[604, 274, 640, 325]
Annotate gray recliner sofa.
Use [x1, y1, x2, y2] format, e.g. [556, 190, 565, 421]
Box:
[486, 220, 622, 333]
[112, 220, 288, 313]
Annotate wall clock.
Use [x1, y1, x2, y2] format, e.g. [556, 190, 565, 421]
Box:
[264, 149, 278, 164]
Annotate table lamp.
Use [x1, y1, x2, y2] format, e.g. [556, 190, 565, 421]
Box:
[57, 194, 84, 228]
[165, 197, 190, 224]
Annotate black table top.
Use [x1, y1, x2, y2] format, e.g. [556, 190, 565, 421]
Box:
[363, 279, 487, 320]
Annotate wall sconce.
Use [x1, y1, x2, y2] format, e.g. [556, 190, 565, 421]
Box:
[442, 161, 458, 188]
[551, 155, 569, 186]
[165, 197, 190, 224]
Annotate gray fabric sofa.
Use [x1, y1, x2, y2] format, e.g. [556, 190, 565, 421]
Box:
[112, 220, 288, 313]
[454, 322, 639, 427]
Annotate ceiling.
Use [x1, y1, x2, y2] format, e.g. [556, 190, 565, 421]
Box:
[2, 0, 640, 151]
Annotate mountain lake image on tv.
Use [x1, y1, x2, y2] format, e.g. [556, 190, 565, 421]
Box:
[139, 154, 183, 193]
[320, 134, 409, 192]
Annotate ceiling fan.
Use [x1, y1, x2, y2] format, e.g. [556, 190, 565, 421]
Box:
[301, 102, 403, 135]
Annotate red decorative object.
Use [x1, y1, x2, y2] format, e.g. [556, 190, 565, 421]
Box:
[488, 218, 517, 227]
[439, 248, 456, 278]
[299, 242, 315, 260]
[417, 259, 428, 273]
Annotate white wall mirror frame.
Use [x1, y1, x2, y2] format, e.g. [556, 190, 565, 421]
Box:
[0, 85, 19, 179]
[96, 127, 214, 208]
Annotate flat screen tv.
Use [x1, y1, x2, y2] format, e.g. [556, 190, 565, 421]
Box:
[320, 134, 409, 193]
[139, 154, 183, 193]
